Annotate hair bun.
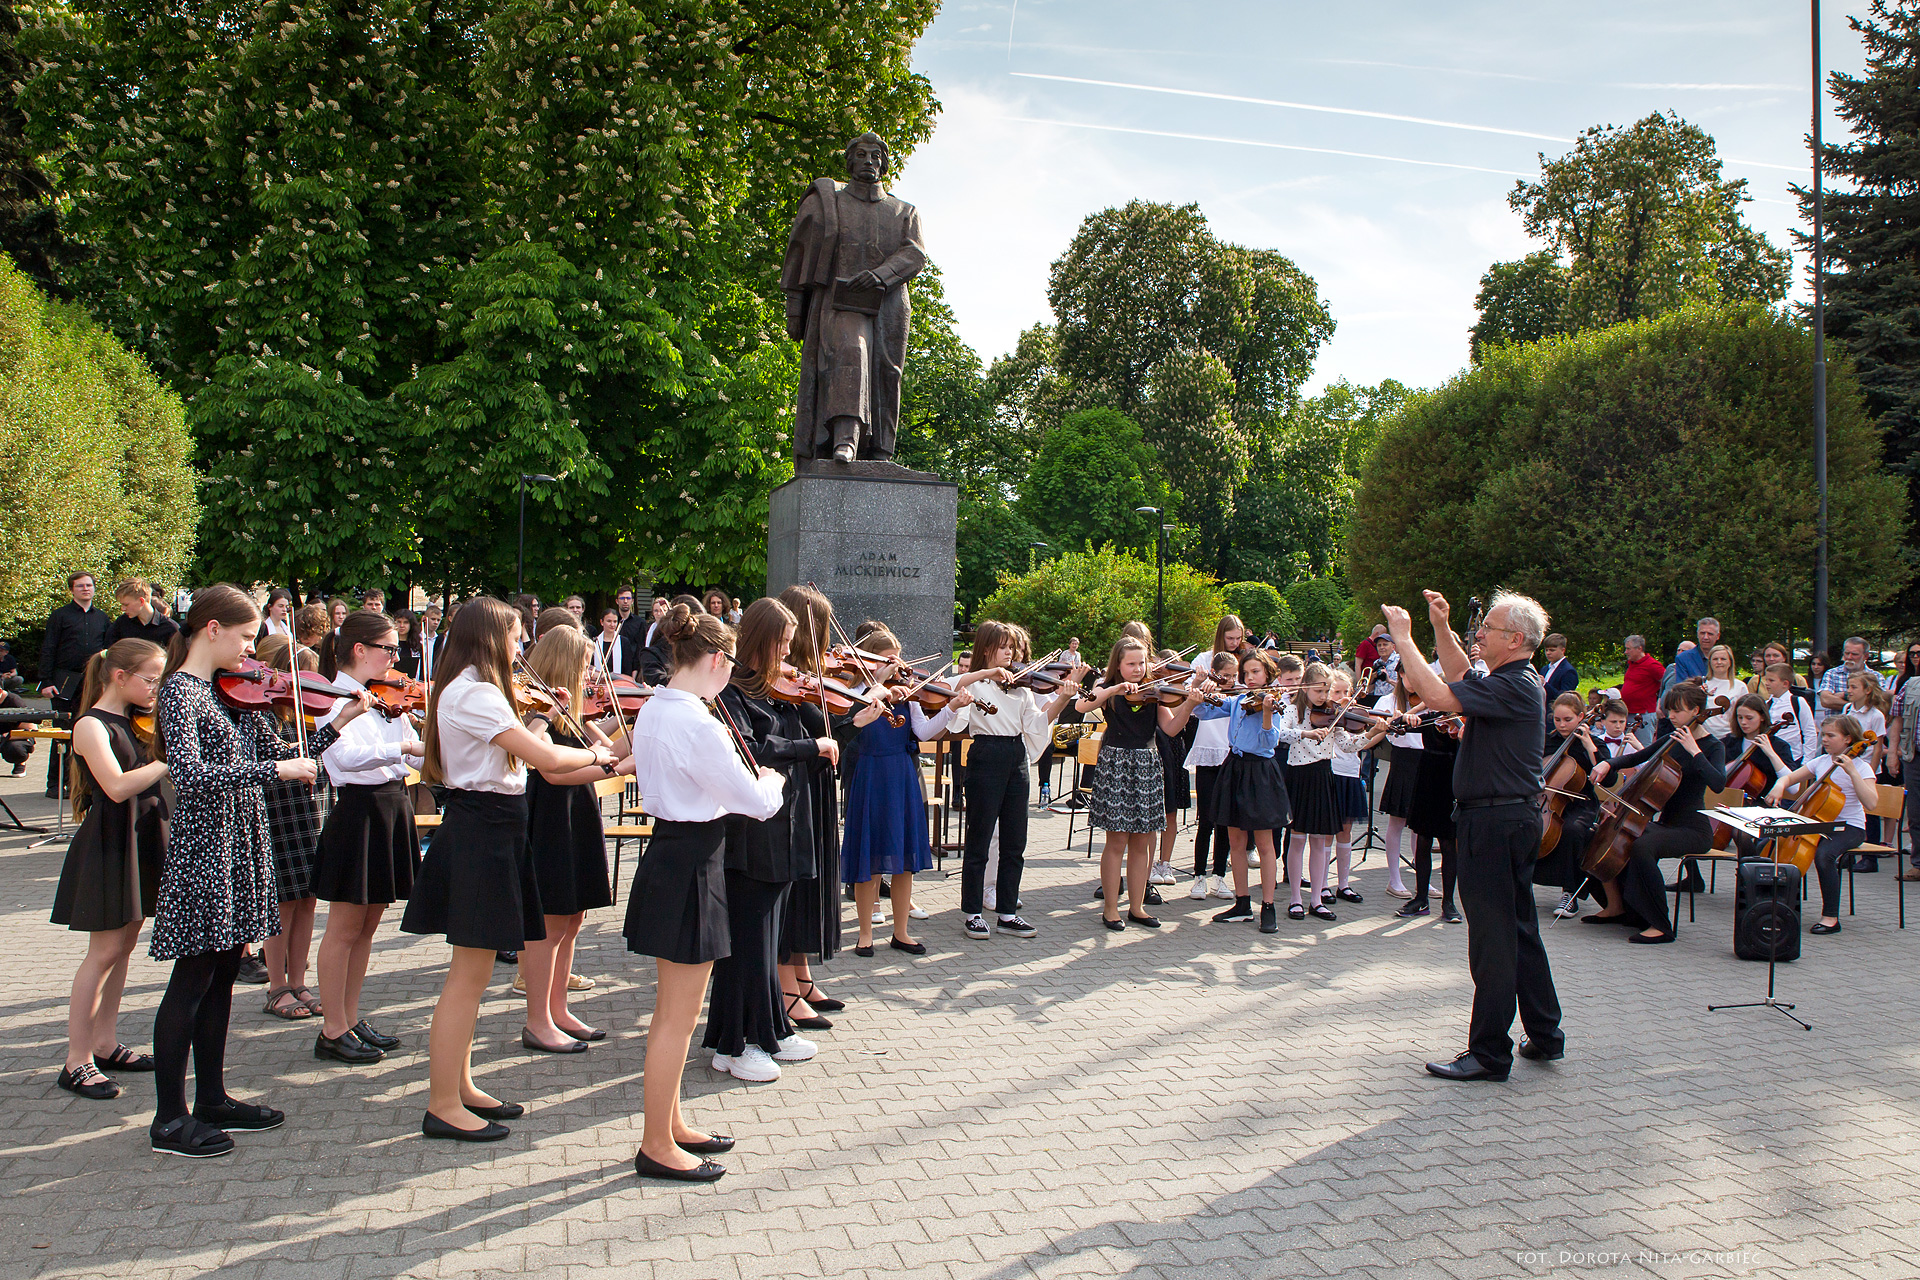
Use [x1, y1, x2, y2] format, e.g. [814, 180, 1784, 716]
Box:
[661, 602, 697, 643]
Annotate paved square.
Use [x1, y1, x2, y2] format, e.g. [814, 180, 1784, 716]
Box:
[1, 770, 1915, 1280]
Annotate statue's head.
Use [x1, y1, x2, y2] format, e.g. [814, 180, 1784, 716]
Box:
[844, 134, 890, 184]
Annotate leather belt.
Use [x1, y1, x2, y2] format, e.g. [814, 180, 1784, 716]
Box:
[1454, 794, 1542, 811]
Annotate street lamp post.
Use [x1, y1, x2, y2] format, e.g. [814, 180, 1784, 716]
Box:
[1811, 0, 1830, 662]
[518, 473, 557, 597]
[1136, 507, 1165, 642]
[1028, 540, 1048, 573]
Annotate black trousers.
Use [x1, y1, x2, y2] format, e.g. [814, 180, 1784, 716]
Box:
[1617, 818, 1712, 935]
[961, 736, 1028, 916]
[1813, 825, 1867, 919]
[1192, 765, 1229, 877]
[1412, 834, 1456, 905]
[1455, 804, 1562, 1073]
[702, 873, 793, 1056]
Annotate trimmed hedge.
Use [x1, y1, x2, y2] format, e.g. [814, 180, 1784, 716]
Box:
[975, 546, 1223, 656]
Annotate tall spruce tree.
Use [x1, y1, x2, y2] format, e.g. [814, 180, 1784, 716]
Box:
[1808, 0, 1920, 621]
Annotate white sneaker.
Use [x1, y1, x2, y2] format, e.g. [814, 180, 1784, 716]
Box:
[713, 1048, 780, 1082]
[773, 1034, 817, 1062]
[870, 909, 886, 925]
[1209, 876, 1234, 899]
[1430, 886, 1443, 898]
[1150, 860, 1177, 885]
[1387, 884, 1413, 899]
[1553, 892, 1579, 919]
[983, 888, 997, 912]
[908, 904, 929, 920]
[1188, 878, 1209, 900]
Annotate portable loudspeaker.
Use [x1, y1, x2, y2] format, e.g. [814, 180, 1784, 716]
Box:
[1733, 861, 1801, 963]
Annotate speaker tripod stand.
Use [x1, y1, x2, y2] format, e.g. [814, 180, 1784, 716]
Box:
[1704, 810, 1842, 1032]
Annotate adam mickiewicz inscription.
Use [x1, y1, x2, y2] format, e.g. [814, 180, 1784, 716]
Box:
[836, 550, 922, 580]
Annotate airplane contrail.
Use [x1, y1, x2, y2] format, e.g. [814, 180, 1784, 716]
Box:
[1005, 116, 1535, 177]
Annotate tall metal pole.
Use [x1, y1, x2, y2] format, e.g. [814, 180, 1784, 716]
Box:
[517, 473, 528, 597]
[1155, 523, 1166, 644]
[1812, 0, 1830, 661]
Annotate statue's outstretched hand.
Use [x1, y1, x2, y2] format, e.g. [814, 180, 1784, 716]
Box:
[846, 269, 884, 292]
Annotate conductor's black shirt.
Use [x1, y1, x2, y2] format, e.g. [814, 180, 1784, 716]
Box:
[1449, 658, 1546, 801]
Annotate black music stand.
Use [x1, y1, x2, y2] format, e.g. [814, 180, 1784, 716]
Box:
[1705, 807, 1842, 1031]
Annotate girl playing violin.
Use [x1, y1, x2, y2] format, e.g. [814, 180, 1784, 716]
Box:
[840, 623, 965, 955]
[1275, 662, 1367, 922]
[401, 597, 614, 1143]
[1185, 651, 1243, 901]
[519, 624, 632, 1052]
[1766, 714, 1878, 937]
[1077, 635, 1206, 931]
[146, 585, 373, 1158]
[1585, 682, 1726, 944]
[253, 634, 326, 1025]
[1372, 669, 1422, 901]
[311, 611, 426, 1065]
[1324, 667, 1390, 908]
[947, 620, 1089, 942]
[52, 638, 169, 1101]
[1206, 649, 1291, 932]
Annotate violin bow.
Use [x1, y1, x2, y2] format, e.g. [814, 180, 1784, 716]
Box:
[820, 604, 903, 724]
[589, 639, 634, 757]
[513, 653, 592, 743]
[710, 687, 762, 776]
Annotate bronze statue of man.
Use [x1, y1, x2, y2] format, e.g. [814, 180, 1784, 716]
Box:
[780, 133, 927, 464]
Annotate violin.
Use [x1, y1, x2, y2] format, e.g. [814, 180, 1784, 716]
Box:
[892, 664, 997, 716]
[766, 662, 901, 725]
[1538, 703, 1607, 860]
[214, 659, 360, 719]
[1308, 698, 1387, 733]
[364, 669, 428, 720]
[131, 710, 155, 746]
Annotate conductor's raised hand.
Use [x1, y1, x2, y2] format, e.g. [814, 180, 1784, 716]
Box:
[1381, 604, 1414, 642]
[1423, 590, 1451, 630]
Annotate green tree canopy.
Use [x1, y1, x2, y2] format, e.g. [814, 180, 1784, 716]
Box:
[1808, 0, 1920, 625]
[1285, 577, 1349, 639]
[0, 4, 67, 297]
[0, 252, 198, 627]
[1220, 581, 1294, 640]
[954, 496, 1043, 623]
[1470, 113, 1791, 360]
[1014, 407, 1171, 557]
[975, 546, 1222, 657]
[1350, 304, 1909, 662]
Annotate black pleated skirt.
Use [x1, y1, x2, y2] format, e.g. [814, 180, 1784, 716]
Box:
[1288, 759, 1344, 834]
[1207, 751, 1291, 833]
[1156, 728, 1192, 811]
[624, 818, 729, 965]
[400, 790, 542, 950]
[1408, 750, 1457, 840]
[1381, 749, 1420, 818]
[526, 774, 613, 916]
[315, 780, 420, 905]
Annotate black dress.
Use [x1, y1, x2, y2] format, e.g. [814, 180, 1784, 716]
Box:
[526, 731, 613, 916]
[1407, 724, 1459, 840]
[51, 709, 168, 931]
[780, 697, 843, 962]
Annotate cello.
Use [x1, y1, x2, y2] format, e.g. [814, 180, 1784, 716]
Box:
[1538, 702, 1606, 860]
[1579, 733, 1686, 883]
[1769, 731, 1876, 874]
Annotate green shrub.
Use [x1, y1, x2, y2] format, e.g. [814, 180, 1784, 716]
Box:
[1285, 576, 1349, 638]
[0, 254, 198, 628]
[976, 546, 1224, 656]
[1221, 580, 1294, 639]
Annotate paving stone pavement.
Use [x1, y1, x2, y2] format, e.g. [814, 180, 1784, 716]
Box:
[1, 765, 1916, 1280]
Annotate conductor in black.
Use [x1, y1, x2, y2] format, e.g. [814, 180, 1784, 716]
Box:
[1383, 589, 1564, 1081]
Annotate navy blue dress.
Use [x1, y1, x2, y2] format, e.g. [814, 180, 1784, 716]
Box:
[841, 714, 933, 883]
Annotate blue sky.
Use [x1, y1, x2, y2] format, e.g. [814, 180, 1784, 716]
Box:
[893, 1, 1868, 394]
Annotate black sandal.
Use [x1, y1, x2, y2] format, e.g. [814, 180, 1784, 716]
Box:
[783, 992, 832, 1031]
[797, 981, 844, 1013]
[95, 1044, 154, 1072]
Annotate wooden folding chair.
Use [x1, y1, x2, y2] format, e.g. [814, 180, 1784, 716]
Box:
[403, 767, 443, 832]
[600, 776, 650, 905]
[1850, 784, 1907, 927]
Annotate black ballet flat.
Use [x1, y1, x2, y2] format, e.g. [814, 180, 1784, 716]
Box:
[467, 1101, 525, 1120]
[95, 1044, 154, 1073]
[57, 1063, 120, 1100]
[1336, 887, 1364, 904]
[521, 1028, 589, 1054]
[1581, 913, 1633, 926]
[1810, 921, 1842, 935]
[1308, 904, 1337, 921]
[1103, 916, 1126, 931]
[677, 1133, 735, 1154]
[889, 938, 927, 956]
[560, 1025, 607, 1043]
[1126, 913, 1162, 929]
[635, 1149, 725, 1182]
[853, 944, 875, 957]
[422, 1111, 509, 1142]
[1627, 930, 1676, 944]
[798, 982, 844, 1012]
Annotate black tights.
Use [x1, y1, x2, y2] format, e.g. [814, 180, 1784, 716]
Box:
[1413, 835, 1457, 907]
[152, 944, 244, 1124]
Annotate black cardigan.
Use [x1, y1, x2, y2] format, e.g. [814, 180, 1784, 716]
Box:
[717, 685, 824, 883]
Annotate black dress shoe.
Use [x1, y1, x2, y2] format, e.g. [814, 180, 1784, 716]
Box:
[352, 1020, 400, 1051]
[1517, 1037, 1565, 1061]
[560, 1025, 607, 1043]
[635, 1149, 725, 1181]
[889, 938, 927, 955]
[677, 1134, 735, 1154]
[467, 1101, 524, 1120]
[1627, 930, 1676, 944]
[422, 1111, 509, 1142]
[1582, 913, 1634, 926]
[315, 1029, 383, 1064]
[853, 944, 875, 957]
[94, 1044, 154, 1072]
[798, 984, 844, 1012]
[1425, 1054, 1507, 1082]
[1102, 916, 1125, 931]
[1126, 913, 1162, 928]
[194, 1097, 284, 1130]
[522, 1028, 589, 1054]
[57, 1064, 120, 1099]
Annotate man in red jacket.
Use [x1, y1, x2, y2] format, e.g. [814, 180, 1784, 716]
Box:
[1619, 634, 1665, 745]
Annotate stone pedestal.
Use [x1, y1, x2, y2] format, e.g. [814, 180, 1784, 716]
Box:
[766, 460, 958, 666]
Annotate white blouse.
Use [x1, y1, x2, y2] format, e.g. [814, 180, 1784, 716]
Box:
[947, 681, 1056, 765]
[630, 688, 785, 823]
[316, 671, 419, 786]
[1274, 700, 1361, 767]
[433, 667, 527, 794]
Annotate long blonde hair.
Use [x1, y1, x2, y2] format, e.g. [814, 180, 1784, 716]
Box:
[526, 624, 592, 739]
[422, 597, 520, 786]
